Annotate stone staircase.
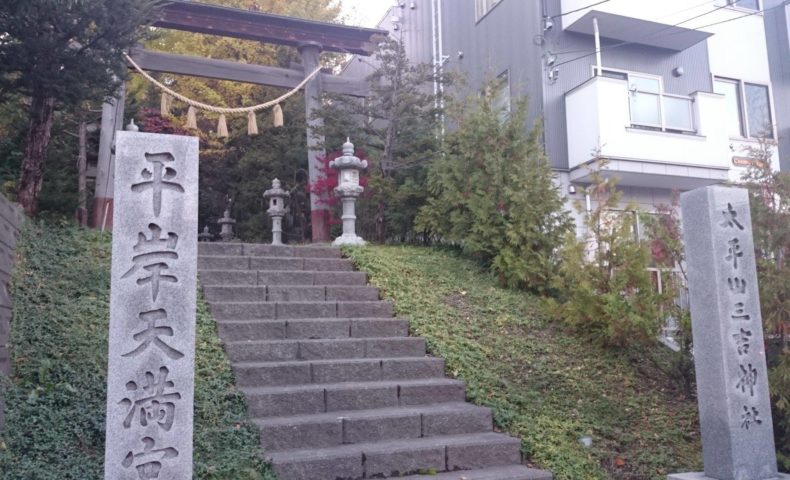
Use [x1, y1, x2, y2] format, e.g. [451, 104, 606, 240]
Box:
[198, 242, 552, 480]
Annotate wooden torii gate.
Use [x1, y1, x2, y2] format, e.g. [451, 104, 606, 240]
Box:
[92, 0, 385, 242]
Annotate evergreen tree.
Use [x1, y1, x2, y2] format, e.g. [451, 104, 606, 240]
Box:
[315, 36, 447, 243]
[416, 93, 571, 292]
[0, 0, 160, 216]
[548, 161, 669, 347]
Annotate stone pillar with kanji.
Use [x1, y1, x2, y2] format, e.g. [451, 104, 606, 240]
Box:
[670, 185, 789, 480]
[104, 132, 199, 480]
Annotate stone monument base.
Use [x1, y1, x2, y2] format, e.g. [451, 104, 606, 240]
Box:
[332, 233, 366, 246]
[669, 473, 790, 479]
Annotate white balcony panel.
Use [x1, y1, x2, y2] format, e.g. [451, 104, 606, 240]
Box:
[565, 77, 730, 189]
[562, 10, 712, 51]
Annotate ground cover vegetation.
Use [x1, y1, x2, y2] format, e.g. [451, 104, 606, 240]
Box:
[345, 245, 702, 480]
[0, 221, 274, 479]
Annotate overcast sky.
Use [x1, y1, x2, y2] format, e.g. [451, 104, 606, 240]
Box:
[341, 0, 393, 27]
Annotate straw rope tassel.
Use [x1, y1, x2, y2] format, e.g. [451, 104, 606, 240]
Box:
[186, 106, 198, 129]
[248, 111, 259, 136]
[273, 104, 284, 128]
[160, 92, 171, 116]
[217, 114, 229, 138]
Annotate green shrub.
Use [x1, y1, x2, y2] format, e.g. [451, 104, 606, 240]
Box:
[416, 92, 571, 292]
[548, 163, 670, 348]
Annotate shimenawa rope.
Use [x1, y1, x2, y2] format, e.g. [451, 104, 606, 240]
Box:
[124, 51, 321, 135]
[124, 52, 322, 114]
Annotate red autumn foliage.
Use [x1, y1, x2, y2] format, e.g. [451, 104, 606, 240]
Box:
[139, 108, 191, 136]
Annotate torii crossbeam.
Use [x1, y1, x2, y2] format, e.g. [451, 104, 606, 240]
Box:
[93, 0, 386, 242]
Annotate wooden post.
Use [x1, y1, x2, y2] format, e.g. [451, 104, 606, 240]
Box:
[92, 83, 126, 231]
[299, 42, 330, 243]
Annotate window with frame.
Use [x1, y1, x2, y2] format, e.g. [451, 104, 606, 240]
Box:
[597, 68, 695, 133]
[491, 70, 510, 121]
[475, 0, 501, 21]
[713, 77, 773, 139]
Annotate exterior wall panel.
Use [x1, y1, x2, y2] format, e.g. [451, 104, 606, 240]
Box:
[764, 0, 790, 171]
[440, 0, 545, 148]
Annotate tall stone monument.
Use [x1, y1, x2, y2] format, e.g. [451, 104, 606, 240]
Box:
[104, 132, 199, 480]
[672, 186, 788, 480]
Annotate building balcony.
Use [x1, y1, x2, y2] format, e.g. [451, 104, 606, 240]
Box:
[565, 76, 731, 190]
[559, 0, 712, 51]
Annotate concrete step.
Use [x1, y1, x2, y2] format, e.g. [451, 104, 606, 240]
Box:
[217, 318, 410, 342]
[204, 285, 267, 302]
[208, 300, 394, 321]
[198, 242, 342, 258]
[242, 378, 467, 418]
[267, 432, 522, 480]
[199, 269, 368, 287]
[232, 357, 445, 388]
[203, 285, 379, 303]
[255, 402, 493, 451]
[197, 242, 550, 480]
[225, 337, 426, 362]
[399, 465, 553, 480]
[198, 255, 354, 272]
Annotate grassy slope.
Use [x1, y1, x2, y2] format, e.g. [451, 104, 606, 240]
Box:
[0, 220, 274, 480]
[346, 245, 702, 480]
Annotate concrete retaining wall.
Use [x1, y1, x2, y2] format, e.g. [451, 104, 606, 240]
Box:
[0, 195, 24, 430]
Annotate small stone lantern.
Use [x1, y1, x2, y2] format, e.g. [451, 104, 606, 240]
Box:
[217, 199, 236, 242]
[330, 138, 367, 246]
[263, 178, 290, 245]
[197, 225, 213, 242]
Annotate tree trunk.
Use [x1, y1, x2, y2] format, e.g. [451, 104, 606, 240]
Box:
[376, 200, 386, 243]
[18, 94, 56, 217]
[75, 120, 89, 226]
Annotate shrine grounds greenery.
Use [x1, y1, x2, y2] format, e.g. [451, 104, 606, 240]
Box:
[345, 245, 703, 480]
[0, 220, 275, 479]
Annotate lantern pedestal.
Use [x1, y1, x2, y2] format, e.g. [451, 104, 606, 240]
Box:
[333, 196, 365, 246]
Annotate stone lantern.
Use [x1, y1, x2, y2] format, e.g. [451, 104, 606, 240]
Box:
[217, 199, 236, 242]
[263, 178, 290, 245]
[329, 138, 367, 246]
[197, 225, 213, 242]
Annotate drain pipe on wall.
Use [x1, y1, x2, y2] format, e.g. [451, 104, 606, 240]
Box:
[431, 0, 438, 108]
[593, 16, 602, 76]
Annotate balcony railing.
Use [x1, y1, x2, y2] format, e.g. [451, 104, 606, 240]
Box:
[565, 76, 732, 188]
[629, 91, 695, 133]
